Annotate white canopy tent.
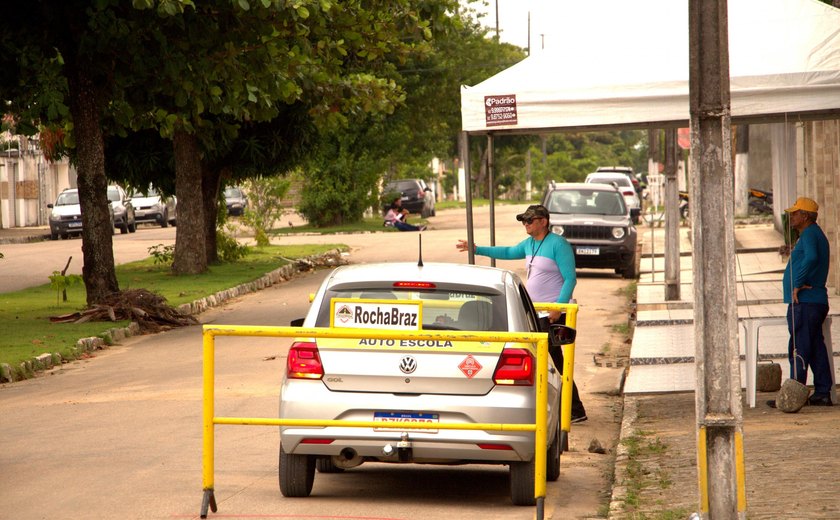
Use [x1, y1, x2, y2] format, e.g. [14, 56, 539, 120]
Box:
[461, 0, 840, 134]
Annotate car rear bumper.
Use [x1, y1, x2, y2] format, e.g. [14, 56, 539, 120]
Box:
[279, 379, 560, 462]
[571, 242, 636, 269]
[49, 221, 83, 235]
[134, 210, 164, 224]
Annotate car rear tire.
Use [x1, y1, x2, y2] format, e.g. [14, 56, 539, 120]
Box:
[161, 210, 169, 228]
[120, 222, 128, 234]
[509, 459, 536, 506]
[279, 445, 315, 497]
[546, 427, 561, 482]
[128, 220, 136, 233]
[315, 457, 344, 473]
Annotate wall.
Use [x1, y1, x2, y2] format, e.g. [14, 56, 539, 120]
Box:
[0, 137, 75, 229]
[802, 120, 840, 293]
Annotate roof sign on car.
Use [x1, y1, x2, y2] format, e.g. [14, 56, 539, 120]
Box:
[330, 298, 422, 330]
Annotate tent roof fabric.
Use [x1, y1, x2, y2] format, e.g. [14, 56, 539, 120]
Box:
[461, 0, 840, 133]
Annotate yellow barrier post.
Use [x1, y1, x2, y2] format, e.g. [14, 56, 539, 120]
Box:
[197, 310, 577, 519]
[533, 303, 578, 443]
[201, 331, 217, 516]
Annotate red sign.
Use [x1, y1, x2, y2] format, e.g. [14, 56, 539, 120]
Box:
[458, 355, 483, 378]
[484, 95, 518, 127]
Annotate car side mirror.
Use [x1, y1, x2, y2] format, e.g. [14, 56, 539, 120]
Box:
[47, 203, 54, 208]
[549, 324, 576, 345]
[290, 318, 305, 327]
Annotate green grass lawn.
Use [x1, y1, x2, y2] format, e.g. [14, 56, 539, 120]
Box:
[0, 243, 345, 369]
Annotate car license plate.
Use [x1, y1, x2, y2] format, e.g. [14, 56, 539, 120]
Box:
[68, 222, 82, 228]
[576, 247, 599, 256]
[373, 412, 439, 433]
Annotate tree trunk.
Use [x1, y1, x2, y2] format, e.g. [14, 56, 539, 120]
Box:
[203, 166, 222, 265]
[172, 129, 207, 275]
[67, 64, 119, 305]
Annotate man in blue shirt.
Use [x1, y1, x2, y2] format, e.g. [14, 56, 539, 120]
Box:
[457, 204, 586, 421]
[781, 197, 832, 406]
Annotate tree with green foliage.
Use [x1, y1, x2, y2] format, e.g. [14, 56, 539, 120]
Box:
[298, 1, 527, 224]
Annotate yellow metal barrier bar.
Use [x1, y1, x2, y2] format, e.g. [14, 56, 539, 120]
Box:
[533, 303, 578, 437]
[200, 303, 578, 519]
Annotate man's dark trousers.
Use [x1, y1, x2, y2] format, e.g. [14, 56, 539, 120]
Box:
[787, 302, 832, 398]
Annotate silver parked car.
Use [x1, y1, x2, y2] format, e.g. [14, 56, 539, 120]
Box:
[107, 185, 137, 234]
[279, 262, 566, 505]
[130, 186, 177, 227]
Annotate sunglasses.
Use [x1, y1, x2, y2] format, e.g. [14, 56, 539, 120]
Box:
[521, 217, 544, 225]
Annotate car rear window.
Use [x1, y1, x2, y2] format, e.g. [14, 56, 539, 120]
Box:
[315, 287, 508, 331]
[545, 189, 626, 216]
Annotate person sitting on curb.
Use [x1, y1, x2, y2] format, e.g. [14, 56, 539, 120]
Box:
[384, 197, 426, 232]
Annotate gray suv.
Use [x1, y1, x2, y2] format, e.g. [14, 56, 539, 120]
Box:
[541, 182, 639, 279]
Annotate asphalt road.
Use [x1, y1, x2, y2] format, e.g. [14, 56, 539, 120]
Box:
[0, 206, 629, 519]
[0, 223, 179, 293]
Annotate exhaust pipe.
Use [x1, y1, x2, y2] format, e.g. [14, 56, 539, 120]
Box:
[333, 448, 363, 469]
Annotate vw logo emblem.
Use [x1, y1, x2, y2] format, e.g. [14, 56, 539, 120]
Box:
[399, 356, 417, 374]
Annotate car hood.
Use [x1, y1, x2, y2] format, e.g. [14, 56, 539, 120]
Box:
[132, 195, 163, 207]
[51, 204, 81, 218]
[549, 214, 629, 225]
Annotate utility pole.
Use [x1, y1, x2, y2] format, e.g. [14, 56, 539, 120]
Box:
[527, 11, 530, 55]
[688, 1, 746, 518]
[495, 0, 499, 41]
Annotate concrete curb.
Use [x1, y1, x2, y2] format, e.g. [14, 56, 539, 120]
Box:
[607, 394, 637, 519]
[0, 249, 347, 384]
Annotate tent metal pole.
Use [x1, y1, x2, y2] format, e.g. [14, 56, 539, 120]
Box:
[488, 134, 496, 267]
[461, 131, 475, 265]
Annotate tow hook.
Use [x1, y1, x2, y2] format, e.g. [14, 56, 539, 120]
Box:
[397, 432, 412, 462]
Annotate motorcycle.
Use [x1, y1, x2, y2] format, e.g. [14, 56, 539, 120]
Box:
[748, 188, 773, 215]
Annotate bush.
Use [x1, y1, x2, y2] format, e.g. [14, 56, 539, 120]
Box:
[239, 176, 291, 246]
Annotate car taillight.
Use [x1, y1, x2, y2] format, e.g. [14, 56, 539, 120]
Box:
[492, 348, 534, 386]
[287, 342, 324, 379]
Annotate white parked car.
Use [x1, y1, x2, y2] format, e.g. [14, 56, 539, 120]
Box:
[279, 262, 571, 505]
[584, 172, 641, 222]
[47, 188, 115, 240]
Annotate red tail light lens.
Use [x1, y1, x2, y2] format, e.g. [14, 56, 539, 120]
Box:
[287, 342, 324, 379]
[492, 348, 534, 386]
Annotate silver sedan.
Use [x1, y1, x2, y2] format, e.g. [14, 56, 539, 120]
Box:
[279, 262, 565, 506]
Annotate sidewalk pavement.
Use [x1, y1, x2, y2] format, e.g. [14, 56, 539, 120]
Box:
[611, 220, 840, 519]
[0, 226, 51, 244]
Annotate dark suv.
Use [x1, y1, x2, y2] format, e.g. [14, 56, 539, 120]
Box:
[541, 181, 639, 278]
[381, 179, 435, 218]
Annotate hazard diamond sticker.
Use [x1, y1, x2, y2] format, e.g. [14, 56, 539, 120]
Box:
[458, 355, 483, 378]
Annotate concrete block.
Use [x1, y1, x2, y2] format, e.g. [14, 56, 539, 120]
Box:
[756, 362, 782, 392]
[35, 353, 53, 369]
[0, 363, 14, 383]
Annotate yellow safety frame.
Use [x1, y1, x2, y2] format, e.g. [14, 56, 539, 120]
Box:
[199, 303, 577, 519]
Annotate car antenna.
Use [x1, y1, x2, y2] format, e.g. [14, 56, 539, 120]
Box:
[417, 234, 424, 267]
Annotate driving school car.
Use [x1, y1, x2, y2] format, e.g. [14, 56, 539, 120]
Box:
[279, 262, 564, 506]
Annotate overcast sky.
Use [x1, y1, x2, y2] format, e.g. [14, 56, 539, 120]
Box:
[468, 0, 553, 51]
